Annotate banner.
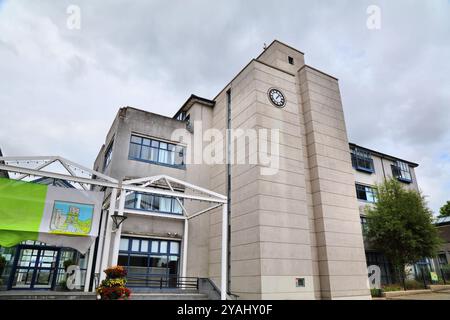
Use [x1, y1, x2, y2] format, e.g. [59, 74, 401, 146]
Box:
[0, 177, 103, 253]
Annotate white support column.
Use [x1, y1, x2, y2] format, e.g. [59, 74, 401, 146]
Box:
[182, 217, 189, 285]
[84, 241, 96, 292]
[99, 187, 117, 282]
[221, 203, 228, 300]
[110, 189, 126, 266]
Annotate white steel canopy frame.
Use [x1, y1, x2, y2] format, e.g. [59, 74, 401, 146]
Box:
[0, 158, 229, 300]
[0, 155, 119, 293]
[116, 175, 228, 300]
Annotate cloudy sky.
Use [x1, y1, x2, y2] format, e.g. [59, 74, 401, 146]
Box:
[0, 0, 449, 214]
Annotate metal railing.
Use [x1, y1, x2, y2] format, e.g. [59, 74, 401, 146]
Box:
[125, 273, 198, 289]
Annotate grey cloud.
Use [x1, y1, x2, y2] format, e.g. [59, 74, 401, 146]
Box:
[0, 0, 449, 213]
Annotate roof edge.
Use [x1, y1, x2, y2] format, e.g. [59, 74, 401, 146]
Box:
[256, 39, 305, 60]
[349, 142, 419, 167]
[172, 94, 215, 119]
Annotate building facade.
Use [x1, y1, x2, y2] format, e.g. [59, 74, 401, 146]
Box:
[350, 143, 420, 284]
[92, 40, 391, 300]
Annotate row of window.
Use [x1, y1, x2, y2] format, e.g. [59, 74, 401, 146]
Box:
[125, 192, 183, 215]
[351, 147, 412, 183]
[119, 237, 180, 255]
[118, 238, 181, 283]
[128, 135, 185, 168]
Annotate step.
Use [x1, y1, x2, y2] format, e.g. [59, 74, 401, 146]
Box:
[130, 293, 210, 300]
[0, 291, 97, 300]
[130, 288, 199, 294]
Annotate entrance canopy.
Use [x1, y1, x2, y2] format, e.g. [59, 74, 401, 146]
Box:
[0, 156, 229, 299]
[0, 156, 116, 253]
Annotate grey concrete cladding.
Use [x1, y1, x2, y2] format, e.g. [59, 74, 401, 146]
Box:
[94, 40, 419, 300]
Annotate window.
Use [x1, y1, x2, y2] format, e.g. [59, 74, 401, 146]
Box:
[366, 252, 396, 285]
[128, 134, 185, 168]
[360, 216, 368, 233]
[391, 161, 412, 183]
[176, 111, 187, 121]
[125, 191, 184, 215]
[103, 140, 113, 170]
[295, 278, 305, 287]
[288, 56, 294, 65]
[355, 184, 377, 203]
[118, 237, 181, 288]
[438, 253, 448, 266]
[351, 147, 374, 173]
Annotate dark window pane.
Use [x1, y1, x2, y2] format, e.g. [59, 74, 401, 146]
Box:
[168, 256, 179, 275]
[129, 255, 148, 267]
[118, 255, 129, 266]
[152, 196, 160, 211]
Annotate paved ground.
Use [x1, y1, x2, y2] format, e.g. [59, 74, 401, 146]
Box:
[388, 290, 450, 300]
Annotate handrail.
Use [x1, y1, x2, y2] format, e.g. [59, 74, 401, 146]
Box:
[126, 274, 199, 289]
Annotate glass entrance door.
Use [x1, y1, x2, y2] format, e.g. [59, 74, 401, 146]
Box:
[10, 245, 60, 290]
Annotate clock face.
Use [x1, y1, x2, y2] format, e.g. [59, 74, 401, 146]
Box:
[268, 88, 286, 108]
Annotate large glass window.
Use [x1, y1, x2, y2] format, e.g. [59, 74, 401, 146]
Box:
[125, 192, 183, 215]
[391, 161, 412, 183]
[118, 237, 181, 288]
[128, 134, 185, 168]
[355, 184, 377, 203]
[351, 147, 375, 173]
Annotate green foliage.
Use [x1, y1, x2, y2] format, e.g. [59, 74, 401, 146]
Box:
[441, 264, 450, 279]
[382, 284, 403, 292]
[63, 259, 76, 271]
[381, 280, 425, 292]
[439, 201, 450, 217]
[405, 279, 424, 290]
[365, 178, 442, 281]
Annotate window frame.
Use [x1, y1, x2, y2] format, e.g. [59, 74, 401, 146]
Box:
[351, 147, 375, 173]
[128, 134, 186, 169]
[103, 140, 114, 171]
[118, 237, 181, 284]
[391, 160, 412, 183]
[355, 183, 377, 203]
[124, 191, 184, 216]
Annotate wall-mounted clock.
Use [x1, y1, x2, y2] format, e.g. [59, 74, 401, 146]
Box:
[268, 88, 286, 108]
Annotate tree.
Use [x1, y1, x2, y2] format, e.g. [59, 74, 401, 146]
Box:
[439, 201, 450, 217]
[365, 178, 441, 289]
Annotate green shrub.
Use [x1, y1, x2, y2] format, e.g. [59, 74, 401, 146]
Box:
[63, 259, 76, 271]
[405, 279, 424, 290]
[382, 284, 403, 292]
[370, 288, 383, 297]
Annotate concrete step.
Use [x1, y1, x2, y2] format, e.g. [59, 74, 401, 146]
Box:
[0, 290, 210, 300]
[130, 292, 210, 300]
[130, 288, 199, 294]
[0, 291, 96, 300]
